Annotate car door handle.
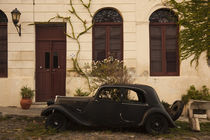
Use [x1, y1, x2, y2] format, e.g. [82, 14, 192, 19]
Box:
[94, 99, 99, 103]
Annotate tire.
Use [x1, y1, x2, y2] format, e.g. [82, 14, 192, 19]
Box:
[169, 100, 184, 121]
[145, 114, 168, 135]
[45, 112, 67, 131]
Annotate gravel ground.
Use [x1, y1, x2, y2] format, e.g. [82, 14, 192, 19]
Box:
[0, 115, 210, 140]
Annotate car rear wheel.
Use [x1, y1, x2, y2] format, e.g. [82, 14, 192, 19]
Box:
[145, 114, 168, 135]
[45, 112, 67, 131]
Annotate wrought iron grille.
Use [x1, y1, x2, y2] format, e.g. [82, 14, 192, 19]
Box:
[149, 9, 178, 23]
[0, 10, 8, 23]
[93, 8, 122, 23]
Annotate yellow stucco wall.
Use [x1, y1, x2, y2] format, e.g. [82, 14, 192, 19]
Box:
[0, 0, 209, 106]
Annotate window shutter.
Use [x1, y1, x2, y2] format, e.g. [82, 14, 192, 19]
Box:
[150, 26, 162, 73]
[109, 26, 122, 60]
[0, 24, 7, 77]
[93, 26, 106, 61]
[165, 25, 178, 72]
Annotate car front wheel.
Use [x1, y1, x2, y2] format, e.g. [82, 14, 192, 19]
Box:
[145, 114, 168, 135]
[45, 112, 67, 131]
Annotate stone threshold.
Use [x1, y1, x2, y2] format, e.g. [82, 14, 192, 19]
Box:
[32, 102, 46, 105]
[31, 102, 47, 108]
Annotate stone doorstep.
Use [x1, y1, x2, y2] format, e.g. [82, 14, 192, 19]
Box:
[0, 102, 47, 118]
[32, 102, 46, 105]
[0, 106, 43, 118]
[31, 102, 47, 108]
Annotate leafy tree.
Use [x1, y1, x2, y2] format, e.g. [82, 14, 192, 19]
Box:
[165, 0, 209, 66]
[74, 57, 135, 96]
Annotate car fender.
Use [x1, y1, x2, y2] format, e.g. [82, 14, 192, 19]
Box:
[139, 107, 176, 127]
[41, 104, 91, 126]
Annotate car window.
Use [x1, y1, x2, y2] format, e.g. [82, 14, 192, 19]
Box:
[127, 90, 138, 101]
[122, 88, 145, 104]
[98, 88, 121, 102]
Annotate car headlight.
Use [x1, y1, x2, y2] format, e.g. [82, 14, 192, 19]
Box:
[55, 95, 58, 102]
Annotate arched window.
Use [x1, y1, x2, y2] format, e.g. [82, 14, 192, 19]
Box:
[149, 9, 179, 76]
[0, 10, 8, 77]
[93, 8, 123, 61]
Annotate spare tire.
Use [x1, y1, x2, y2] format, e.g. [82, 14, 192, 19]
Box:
[169, 100, 184, 121]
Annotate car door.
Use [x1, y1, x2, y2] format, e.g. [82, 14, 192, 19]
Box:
[85, 87, 122, 126]
[120, 88, 149, 125]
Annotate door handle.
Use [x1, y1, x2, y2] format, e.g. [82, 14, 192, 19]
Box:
[94, 99, 99, 103]
[39, 66, 42, 69]
[58, 66, 61, 69]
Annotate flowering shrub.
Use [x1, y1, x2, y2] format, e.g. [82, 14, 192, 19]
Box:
[84, 57, 135, 92]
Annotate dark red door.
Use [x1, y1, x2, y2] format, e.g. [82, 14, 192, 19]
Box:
[35, 24, 66, 102]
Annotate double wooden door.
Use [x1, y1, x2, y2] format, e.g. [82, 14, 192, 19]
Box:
[36, 24, 66, 102]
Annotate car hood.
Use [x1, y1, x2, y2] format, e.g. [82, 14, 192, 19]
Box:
[55, 96, 94, 104]
[55, 96, 94, 112]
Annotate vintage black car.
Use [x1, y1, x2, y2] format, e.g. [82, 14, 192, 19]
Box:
[41, 84, 183, 134]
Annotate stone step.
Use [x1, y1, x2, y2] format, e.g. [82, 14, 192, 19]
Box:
[0, 106, 42, 117]
[31, 102, 47, 108]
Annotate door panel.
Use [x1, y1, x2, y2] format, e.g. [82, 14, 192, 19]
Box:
[120, 88, 148, 125]
[85, 100, 122, 126]
[51, 41, 66, 98]
[85, 87, 122, 125]
[121, 103, 148, 124]
[36, 41, 51, 101]
[36, 24, 66, 102]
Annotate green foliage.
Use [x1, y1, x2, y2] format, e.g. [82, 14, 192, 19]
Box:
[20, 86, 35, 99]
[161, 100, 172, 115]
[181, 85, 210, 104]
[75, 88, 90, 96]
[84, 57, 134, 92]
[165, 0, 208, 66]
[161, 100, 171, 109]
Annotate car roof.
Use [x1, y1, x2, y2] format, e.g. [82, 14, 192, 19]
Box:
[100, 84, 154, 93]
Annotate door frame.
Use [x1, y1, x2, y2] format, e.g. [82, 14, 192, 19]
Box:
[35, 23, 66, 102]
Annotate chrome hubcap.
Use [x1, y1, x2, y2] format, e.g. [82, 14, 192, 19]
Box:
[54, 121, 59, 126]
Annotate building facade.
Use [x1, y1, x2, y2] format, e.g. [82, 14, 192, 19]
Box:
[0, 0, 209, 106]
